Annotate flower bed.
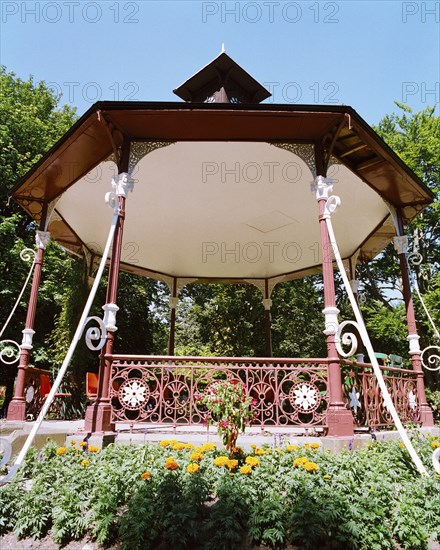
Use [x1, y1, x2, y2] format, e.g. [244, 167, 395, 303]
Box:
[0, 436, 439, 549]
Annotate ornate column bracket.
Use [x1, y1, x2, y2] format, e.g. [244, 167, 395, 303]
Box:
[262, 298, 272, 310]
[20, 328, 35, 350]
[311, 175, 333, 201]
[169, 297, 178, 309]
[35, 230, 50, 249]
[323, 306, 339, 336]
[103, 303, 119, 332]
[393, 235, 409, 255]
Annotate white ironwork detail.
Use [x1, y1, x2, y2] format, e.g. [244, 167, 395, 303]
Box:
[393, 235, 409, 255]
[20, 328, 35, 350]
[293, 383, 318, 411]
[0, 340, 21, 365]
[272, 143, 316, 177]
[103, 303, 119, 333]
[128, 141, 175, 175]
[323, 306, 339, 336]
[421, 346, 440, 372]
[262, 298, 272, 310]
[25, 386, 35, 403]
[35, 230, 50, 250]
[408, 390, 417, 411]
[311, 175, 333, 201]
[335, 320, 359, 357]
[83, 316, 107, 351]
[323, 193, 429, 476]
[407, 333, 421, 355]
[112, 172, 134, 198]
[120, 379, 147, 408]
[169, 297, 178, 309]
[348, 387, 361, 412]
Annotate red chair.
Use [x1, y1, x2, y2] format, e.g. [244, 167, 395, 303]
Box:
[86, 372, 98, 399]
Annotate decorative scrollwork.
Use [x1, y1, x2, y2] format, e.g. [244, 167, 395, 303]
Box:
[324, 195, 341, 217]
[83, 316, 106, 351]
[105, 191, 118, 210]
[120, 379, 148, 409]
[19, 248, 36, 263]
[336, 321, 359, 358]
[421, 346, 440, 372]
[0, 339, 21, 365]
[407, 251, 423, 266]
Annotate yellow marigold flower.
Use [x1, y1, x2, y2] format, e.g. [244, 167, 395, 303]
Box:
[310, 442, 320, 450]
[275, 447, 283, 454]
[141, 471, 151, 479]
[79, 441, 87, 447]
[165, 458, 179, 470]
[173, 442, 186, 451]
[245, 456, 260, 467]
[286, 445, 299, 452]
[187, 463, 200, 474]
[293, 457, 308, 468]
[431, 442, 440, 449]
[255, 448, 265, 456]
[185, 443, 194, 450]
[232, 447, 244, 456]
[81, 459, 90, 467]
[56, 447, 67, 455]
[323, 474, 331, 479]
[250, 443, 257, 449]
[240, 465, 252, 475]
[189, 451, 204, 461]
[304, 461, 319, 472]
[214, 456, 229, 467]
[160, 440, 172, 447]
[230, 473, 235, 477]
[226, 459, 238, 470]
[70, 440, 76, 446]
[304, 443, 310, 449]
[399, 442, 406, 449]
[201, 442, 216, 452]
[88, 445, 99, 453]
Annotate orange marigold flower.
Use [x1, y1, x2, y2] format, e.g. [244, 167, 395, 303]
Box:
[214, 456, 229, 467]
[165, 458, 179, 470]
[189, 451, 204, 461]
[304, 461, 319, 472]
[56, 447, 67, 455]
[141, 471, 152, 479]
[245, 456, 260, 467]
[226, 459, 238, 470]
[286, 445, 299, 452]
[79, 441, 87, 447]
[187, 463, 200, 474]
[88, 445, 99, 453]
[310, 442, 320, 450]
[81, 459, 90, 467]
[240, 465, 252, 475]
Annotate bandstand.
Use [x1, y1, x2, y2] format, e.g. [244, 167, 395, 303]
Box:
[4, 52, 435, 440]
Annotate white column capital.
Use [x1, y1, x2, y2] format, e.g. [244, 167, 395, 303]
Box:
[262, 298, 272, 310]
[322, 306, 339, 336]
[102, 303, 119, 332]
[169, 297, 178, 309]
[350, 279, 361, 293]
[112, 172, 134, 198]
[393, 235, 409, 255]
[407, 333, 421, 355]
[311, 175, 333, 201]
[20, 328, 35, 350]
[35, 231, 50, 249]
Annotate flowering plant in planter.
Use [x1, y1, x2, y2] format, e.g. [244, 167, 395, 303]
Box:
[201, 378, 256, 454]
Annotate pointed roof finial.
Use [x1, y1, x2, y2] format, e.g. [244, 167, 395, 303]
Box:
[221, 43, 225, 53]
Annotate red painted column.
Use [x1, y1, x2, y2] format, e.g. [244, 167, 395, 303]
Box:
[394, 214, 434, 427]
[314, 175, 354, 436]
[84, 172, 132, 433]
[168, 278, 178, 356]
[7, 222, 50, 421]
[263, 280, 272, 358]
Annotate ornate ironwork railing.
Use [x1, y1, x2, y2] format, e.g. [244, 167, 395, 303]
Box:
[342, 360, 419, 428]
[109, 355, 330, 428]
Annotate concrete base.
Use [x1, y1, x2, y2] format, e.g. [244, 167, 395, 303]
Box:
[419, 404, 435, 427]
[326, 406, 355, 437]
[6, 400, 26, 422]
[84, 402, 115, 433]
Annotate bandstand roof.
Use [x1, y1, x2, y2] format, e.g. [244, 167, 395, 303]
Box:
[11, 73, 434, 290]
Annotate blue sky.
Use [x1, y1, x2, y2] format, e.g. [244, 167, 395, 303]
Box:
[1, 0, 439, 125]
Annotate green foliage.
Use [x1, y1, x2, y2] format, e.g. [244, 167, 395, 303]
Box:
[1, 435, 439, 549]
